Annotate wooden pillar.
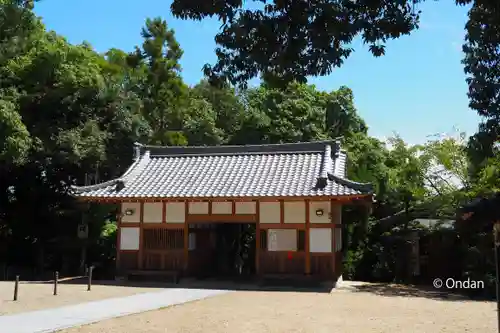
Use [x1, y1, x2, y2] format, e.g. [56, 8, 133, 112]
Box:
[255, 200, 260, 275]
[280, 200, 284, 224]
[331, 199, 336, 278]
[279, 200, 285, 274]
[183, 201, 189, 272]
[116, 203, 122, 272]
[162, 201, 166, 223]
[305, 199, 311, 275]
[138, 201, 144, 269]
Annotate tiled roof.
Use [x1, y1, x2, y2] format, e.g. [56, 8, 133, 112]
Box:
[72, 140, 373, 199]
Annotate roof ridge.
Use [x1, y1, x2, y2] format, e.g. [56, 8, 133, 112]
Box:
[136, 139, 343, 157]
[136, 139, 342, 149]
[149, 150, 325, 158]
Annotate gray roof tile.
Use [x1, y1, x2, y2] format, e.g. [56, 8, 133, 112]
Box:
[72, 140, 372, 199]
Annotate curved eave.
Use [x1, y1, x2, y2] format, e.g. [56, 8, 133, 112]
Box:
[70, 152, 147, 197]
[328, 173, 374, 194]
[70, 179, 121, 195]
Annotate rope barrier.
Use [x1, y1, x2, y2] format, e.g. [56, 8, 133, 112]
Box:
[19, 276, 86, 284]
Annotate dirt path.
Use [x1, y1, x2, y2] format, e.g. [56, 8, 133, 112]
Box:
[59, 283, 497, 333]
[0, 281, 166, 315]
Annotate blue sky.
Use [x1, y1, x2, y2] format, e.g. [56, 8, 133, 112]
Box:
[34, 0, 482, 145]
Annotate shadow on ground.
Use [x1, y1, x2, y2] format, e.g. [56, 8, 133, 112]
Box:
[348, 282, 494, 302]
[54, 276, 336, 293]
[17, 276, 492, 300]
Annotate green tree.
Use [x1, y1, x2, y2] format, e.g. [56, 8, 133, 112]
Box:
[0, 2, 149, 272]
[127, 17, 188, 145]
[191, 80, 245, 144]
[461, 0, 499, 125]
[171, 0, 422, 87]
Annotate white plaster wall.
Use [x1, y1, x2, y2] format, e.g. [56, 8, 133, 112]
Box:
[332, 204, 342, 224]
[166, 202, 185, 223]
[284, 201, 305, 224]
[212, 201, 232, 214]
[189, 202, 209, 214]
[310, 228, 332, 253]
[335, 228, 342, 252]
[120, 227, 140, 250]
[259, 202, 280, 224]
[235, 201, 256, 214]
[121, 202, 141, 223]
[143, 202, 163, 223]
[309, 201, 331, 224]
[268, 229, 297, 251]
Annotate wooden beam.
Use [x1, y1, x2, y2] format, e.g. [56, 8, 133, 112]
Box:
[305, 199, 311, 275]
[138, 201, 144, 269]
[259, 223, 306, 229]
[255, 200, 261, 275]
[310, 252, 335, 257]
[76, 194, 373, 203]
[231, 200, 236, 215]
[142, 223, 185, 229]
[120, 249, 139, 254]
[310, 223, 335, 228]
[117, 222, 141, 228]
[208, 200, 213, 215]
[187, 214, 256, 223]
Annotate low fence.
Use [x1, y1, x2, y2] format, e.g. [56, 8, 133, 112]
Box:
[9, 266, 95, 301]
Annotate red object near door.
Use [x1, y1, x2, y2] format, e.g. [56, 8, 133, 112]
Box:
[287, 252, 293, 260]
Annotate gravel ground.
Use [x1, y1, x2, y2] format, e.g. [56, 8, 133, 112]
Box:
[0, 281, 166, 315]
[58, 282, 497, 333]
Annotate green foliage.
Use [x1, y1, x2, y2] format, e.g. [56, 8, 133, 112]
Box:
[171, 0, 422, 87]
[100, 220, 117, 239]
[0, 96, 31, 164]
[462, 0, 499, 122]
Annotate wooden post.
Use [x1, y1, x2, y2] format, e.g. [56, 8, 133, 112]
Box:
[331, 200, 336, 278]
[305, 199, 311, 275]
[116, 204, 122, 274]
[53, 271, 58, 296]
[255, 200, 260, 275]
[184, 201, 189, 272]
[87, 266, 93, 291]
[280, 200, 284, 224]
[138, 201, 144, 269]
[13, 275, 19, 301]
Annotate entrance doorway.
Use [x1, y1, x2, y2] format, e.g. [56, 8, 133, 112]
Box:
[189, 223, 256, 279]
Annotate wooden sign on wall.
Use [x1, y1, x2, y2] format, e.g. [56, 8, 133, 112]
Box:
[77, 223, 89, 239]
